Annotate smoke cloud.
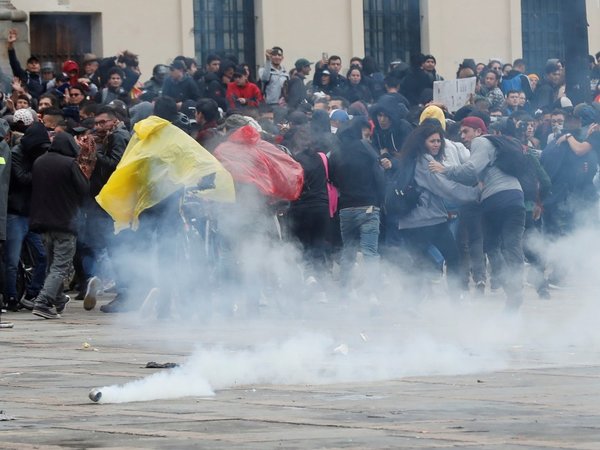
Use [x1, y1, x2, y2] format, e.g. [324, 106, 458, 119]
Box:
[92, 142, 600, 404]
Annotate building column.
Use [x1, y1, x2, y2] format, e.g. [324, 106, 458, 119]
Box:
[0, 0, 28, 85]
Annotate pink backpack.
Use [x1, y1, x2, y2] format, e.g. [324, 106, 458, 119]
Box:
[318, 152, 338, 218]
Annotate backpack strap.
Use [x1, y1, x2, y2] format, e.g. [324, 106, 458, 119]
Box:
[318, 152, 330, 180]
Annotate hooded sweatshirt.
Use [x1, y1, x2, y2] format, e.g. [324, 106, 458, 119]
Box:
[8, 122, 50, 216]
[329, 117, 385, 209]
[398, 153, 479, 230]
[62, 60, 80, 86]
[30, 133, 89, 234]
[443, 135, 524, 211]
[370, 96, 412, 159]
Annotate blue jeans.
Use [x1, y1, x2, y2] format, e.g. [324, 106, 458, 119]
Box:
[339, 206, 380, 286]
[4, 214, 47, 299]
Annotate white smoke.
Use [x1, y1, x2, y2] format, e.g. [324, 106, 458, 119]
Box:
[94, 147, 600, 404]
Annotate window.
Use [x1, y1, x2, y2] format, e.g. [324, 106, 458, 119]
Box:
[521, 0, 565, 74]
[193, 0, 255, 71]
[363, 0, 420, 72]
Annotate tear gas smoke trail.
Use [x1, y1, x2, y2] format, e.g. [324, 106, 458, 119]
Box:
[94, 139, 600, 404]
[90, 331, 507, 404]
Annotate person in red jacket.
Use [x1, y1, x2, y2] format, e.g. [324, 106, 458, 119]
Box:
[226, 70, 264, 110]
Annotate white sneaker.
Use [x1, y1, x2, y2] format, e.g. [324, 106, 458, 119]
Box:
[305, 276, 318, 286]
[84, 276, 102, 311]
[139, 287, 160, 315]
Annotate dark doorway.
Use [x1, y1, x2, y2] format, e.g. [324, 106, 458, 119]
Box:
[29, 14, 93, 67]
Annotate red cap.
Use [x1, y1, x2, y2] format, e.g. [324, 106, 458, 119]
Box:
[461, 116, 487, 134]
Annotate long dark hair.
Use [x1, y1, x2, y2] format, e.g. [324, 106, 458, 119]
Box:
[399, 122, 446, 162]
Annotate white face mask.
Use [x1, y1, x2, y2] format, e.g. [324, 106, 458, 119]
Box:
[553, 124, 563, 134]
[331, 125, 338, 134]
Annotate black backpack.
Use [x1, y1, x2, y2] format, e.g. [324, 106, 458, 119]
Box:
[484, 135, 527, 177]
[384, 157, 420, 217]
[485, 135, 538, 201]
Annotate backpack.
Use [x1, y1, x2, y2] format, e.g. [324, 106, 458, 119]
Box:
[318, 152, 338, 218]
[541, 138, 599, 205]
[500, 75, 523, 95]
[384, 157, 420, 217]
[485, 135, 527, 177]
[485, 135, 537, 200]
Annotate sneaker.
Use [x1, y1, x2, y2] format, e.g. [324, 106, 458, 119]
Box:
[6, 296, 20, 312]
[305, 276, 318, 286]
[139, 288, 160, 315]
[32, 302, 59, 319]
[100, 295, 136, 313]
[83, 277, 101, 311]
[537, 287, 551, 300]
[19, 294, 35, 311]
[476, 281, 486, 296]
[56, 295, 71, 314]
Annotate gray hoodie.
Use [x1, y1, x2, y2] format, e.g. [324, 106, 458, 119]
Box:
[398, 154, 480, 230]
[443, 136, 522, 202]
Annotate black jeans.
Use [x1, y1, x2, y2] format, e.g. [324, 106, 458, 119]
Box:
[457, 204, 486, 287]
[523, 210, 546, 292]
[288, 206, 330, 277]
[483, 205, 525, 307]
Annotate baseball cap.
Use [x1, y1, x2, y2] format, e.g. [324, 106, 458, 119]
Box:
[27, 55, 40, 64]
[41, 62, 55, 73]
[461, 116, 487, 133]
[321, 69, 331, 76]
[294, 58, 312, 70]
[13, 108, 34, 126]
[330, 109, 349, 122]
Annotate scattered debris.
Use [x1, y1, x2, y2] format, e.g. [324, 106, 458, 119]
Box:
[359, 333, 368, 342]
[145, 362, 180, 369]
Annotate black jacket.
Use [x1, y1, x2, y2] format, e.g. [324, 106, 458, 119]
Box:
[370, 96, 413, 159]
[335, 82, 372, 104]
[8, 49, 44, 99]
[329, 118, 385, 209]
[29, 133, 89, 234]
[287, 73, 310, 110]
[290, 151, 329, 210]
[0, 140, 11, 240]
[8, 123, 50, 217]
[162, 74, 201, 103]
[91, 124, 129, 197]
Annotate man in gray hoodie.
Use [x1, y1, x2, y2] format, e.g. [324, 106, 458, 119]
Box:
[429, 117, 525, 310]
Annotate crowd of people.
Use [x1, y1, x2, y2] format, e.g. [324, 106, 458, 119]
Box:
[1, 25, 600, 322]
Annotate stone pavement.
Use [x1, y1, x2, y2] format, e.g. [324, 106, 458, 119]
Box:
[1, 286, 600, 449]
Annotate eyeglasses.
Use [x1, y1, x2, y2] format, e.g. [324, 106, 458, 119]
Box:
[94, 119, 112, 126]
